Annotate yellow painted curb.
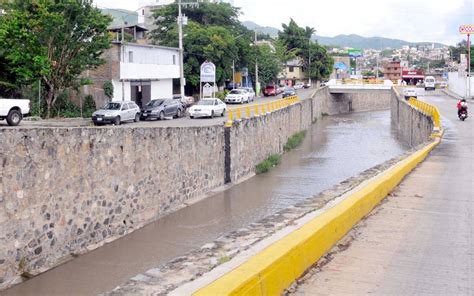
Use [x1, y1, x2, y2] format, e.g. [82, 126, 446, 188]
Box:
[194, 137, 441, 296]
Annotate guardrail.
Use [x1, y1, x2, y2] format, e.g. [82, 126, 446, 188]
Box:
[407, 97, 441, 133]
[225, 96, 299, 127]
[335, 79, 385, 85]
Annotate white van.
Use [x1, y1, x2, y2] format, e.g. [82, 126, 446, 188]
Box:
[424, 76, 436, 91]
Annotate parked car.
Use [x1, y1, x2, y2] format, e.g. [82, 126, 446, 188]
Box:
[189, 98, 226, 118]
[424, 76, 436, 90]
[303, 82, 311, 89]
[173, 94, 194, 107]
[225, 82, 240, 90]
[92, 101, 140, 126]
[141, 98, 184, 120]
[0, 98, 30, 126]
[263, 84, 280, 96]
[238, 87, 256, 102]
[225, 89, 249, 104]
[282, 87, 297, 98]
[404, 89, 417, 100]
[294, 82, 304, 89]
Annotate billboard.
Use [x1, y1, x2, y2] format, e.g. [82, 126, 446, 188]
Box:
[348, 49, 363, 58]
[459, 24, 474, 34]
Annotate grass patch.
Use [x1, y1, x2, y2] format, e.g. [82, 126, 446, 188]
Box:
[256, 154, 282, 174]
[284, 131, 306, 152]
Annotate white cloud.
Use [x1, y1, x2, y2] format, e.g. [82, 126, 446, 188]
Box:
[94, 0, 473, 45]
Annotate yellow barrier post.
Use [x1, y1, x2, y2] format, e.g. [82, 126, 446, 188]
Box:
[236, 108, 241, 119]
[245, 106, 251, 118]
[261, 104, 265, 114]
[225, 109, 233, 127]
[255, 105, 260, 116]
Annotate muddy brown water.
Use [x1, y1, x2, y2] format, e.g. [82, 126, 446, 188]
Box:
[4, 110, 409, 296]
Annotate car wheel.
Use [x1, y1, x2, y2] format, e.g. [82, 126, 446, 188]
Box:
[221, 109, 225, 117]
[159, 111, 165, 120]
[113, 116, 121, 126]
[6, 109, 22, 126]
[134, 113, 140, 122]
[176, 109, 182, 118]
[211, 110, 215, 118]
[190, 115, 194, 119]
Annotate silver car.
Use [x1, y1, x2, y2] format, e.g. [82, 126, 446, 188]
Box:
[238, 87, 256, 102]
[92, 101, 141, 126]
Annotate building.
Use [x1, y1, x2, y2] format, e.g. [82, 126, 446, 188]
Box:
[402, 69, 425, 85]
[383, 60, 402, 81]
[84, 29, 180, 108]
[278, 59, 306, 86]
[331, 56, 351, 79]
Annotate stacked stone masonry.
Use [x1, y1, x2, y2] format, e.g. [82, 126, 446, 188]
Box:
[0, 87, 434, 290]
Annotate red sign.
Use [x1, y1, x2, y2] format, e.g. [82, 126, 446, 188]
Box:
[459, 25, 474, 34]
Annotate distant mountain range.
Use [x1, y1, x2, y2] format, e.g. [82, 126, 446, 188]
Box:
[242, 21, 446, 50]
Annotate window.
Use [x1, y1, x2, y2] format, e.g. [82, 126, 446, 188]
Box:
[121, 104, 129, 111]
[142, 9, 145, 16]
[128, 51, 134, 63]
[173, 55, 176, 65]
[289, 66, 294, 72]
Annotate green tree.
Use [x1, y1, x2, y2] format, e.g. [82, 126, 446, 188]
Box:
[248, 44, 281, 87]
[449, 40, 474, 69]
[151, 2, 253, 92]
[0, 0, 112, 117]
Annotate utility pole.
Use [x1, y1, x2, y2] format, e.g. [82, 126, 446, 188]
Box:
[178, 0, 185, 99]
[308, 39, 312, 86]
[254, 30, 259, 95]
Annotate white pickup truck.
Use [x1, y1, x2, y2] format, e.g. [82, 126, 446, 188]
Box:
[0, 98, 30, 126]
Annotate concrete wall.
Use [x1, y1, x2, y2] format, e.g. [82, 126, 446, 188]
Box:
[326, 89, 392, 115]
[448, 72, 474, 99]
[0, 87, 431, 290]
[391, 90, 434, 147]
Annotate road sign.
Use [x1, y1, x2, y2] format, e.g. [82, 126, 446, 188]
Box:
[459, 24, 474, 34]
[203, 83, 212, 97]
[241, 67, 248, 77]
[200, 61, 216, 83]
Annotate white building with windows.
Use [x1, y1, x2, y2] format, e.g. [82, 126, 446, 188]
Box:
[85, 35, 180, 108]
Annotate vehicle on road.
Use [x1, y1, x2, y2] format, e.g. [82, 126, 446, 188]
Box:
[225, 82, 240, 90]
[282, 87, 297, 98]
[225, 89, 249, 104]
[459, 108, 468, 121]
[0, 98, 30, 126]
[294, 82, 304, 89]
[173, 94, 194, 108]
[404, 89, 417, 100]
[238, 87, 256, 102]
[424, 76, 436, 90]
[92, 101, 140, 126]
[303, 82, 311, 89]
[189, 98, 226, 118]
[141, 99, 184, 121]
[263, 84, 283, 96]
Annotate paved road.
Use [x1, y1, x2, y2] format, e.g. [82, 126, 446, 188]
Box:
[295, 91, 474, 295]
[1, 88, 315, 129]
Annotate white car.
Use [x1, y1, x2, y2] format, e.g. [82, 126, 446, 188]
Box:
[225, 89, 249, 104]
[189, 98, 226, 118]
[0, 98, 30, 126]
[424, 76, 436, 91]
[238, 87, 256, 102]
[404, 89, 417, 100]
[92, 101, 141, 125]
[294, 82, 304, 89]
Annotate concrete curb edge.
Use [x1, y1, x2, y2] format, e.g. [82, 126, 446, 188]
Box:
[193, 136, 442, 296]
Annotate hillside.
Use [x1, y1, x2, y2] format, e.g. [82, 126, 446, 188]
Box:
[242, 21, 445, 49]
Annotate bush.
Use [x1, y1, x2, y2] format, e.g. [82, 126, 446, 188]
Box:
[215, 90, 229, 100]
[256, 154, 282, 174]
[284, 131, 306, 152]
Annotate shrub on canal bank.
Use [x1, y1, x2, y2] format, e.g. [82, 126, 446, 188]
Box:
[284, 131, 306, 152]
[256, 154, 282, 174]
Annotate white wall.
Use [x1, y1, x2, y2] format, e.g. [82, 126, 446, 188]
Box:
[112, 80, 131, 101]
[151, 80, 173, 99]
[123, 44, 179, 65]
[120, 63, 179, 80]
[448, 72, 474, 99]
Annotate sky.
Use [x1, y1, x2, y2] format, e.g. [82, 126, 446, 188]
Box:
[95, 0, 473, 45]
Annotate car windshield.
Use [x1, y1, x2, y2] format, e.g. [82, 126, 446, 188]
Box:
[229, 90, 242, 94]
[285, 88, 295, 92]
[146, 100, 165, 108]
[103, 102, 121, 110]
[196, 100, 215, 106]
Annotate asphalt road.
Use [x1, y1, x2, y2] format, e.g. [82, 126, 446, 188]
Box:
[1, 87, 316, 129]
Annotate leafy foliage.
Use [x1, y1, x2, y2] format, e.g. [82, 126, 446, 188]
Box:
[256, 154, 282, 174]
[0, 0, 112, 117]
[103, 81, 114, 100]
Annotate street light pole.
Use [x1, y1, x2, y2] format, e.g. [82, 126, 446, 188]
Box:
[232, 59, 235, 89]
[177, 0, 185, 99]
[308, 39, 311, 86]
[254, 31, 259, 95]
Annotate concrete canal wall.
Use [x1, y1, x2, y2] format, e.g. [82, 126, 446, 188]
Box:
[0, 87, 430, 290]
[391, 90, 434, 146]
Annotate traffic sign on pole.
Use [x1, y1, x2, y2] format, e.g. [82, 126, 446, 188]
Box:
[459, 24, 474, 34]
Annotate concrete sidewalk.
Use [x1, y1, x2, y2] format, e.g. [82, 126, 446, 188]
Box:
[294, 94, 474, 295]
